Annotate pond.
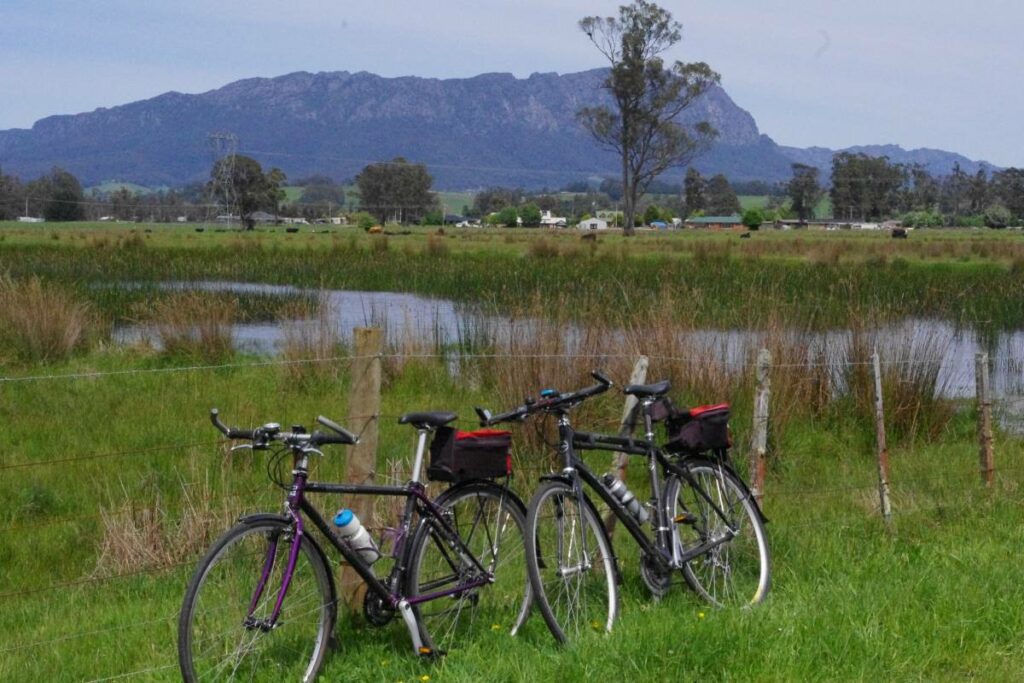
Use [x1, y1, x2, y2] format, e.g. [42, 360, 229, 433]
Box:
[115, 281, 1024, 418]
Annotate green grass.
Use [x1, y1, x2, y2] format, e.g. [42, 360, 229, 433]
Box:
[0, 224, 1022, 678]
[1, 222, 1023, 329]
[0, 352, 1020, 680]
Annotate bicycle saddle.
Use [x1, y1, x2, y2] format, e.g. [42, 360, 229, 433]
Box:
[623, 380, 671, 398]
[398, 411, 458, 429]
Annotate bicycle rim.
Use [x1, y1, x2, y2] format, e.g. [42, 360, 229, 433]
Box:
[179, 520, 335, 682]
[407, 483, 529, 652]
[526, 481, 617, 643]
[669, 462, 770, 607]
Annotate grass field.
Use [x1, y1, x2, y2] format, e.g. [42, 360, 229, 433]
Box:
[0, 223, 1022, 680]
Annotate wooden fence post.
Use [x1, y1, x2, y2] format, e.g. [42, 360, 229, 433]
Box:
[975, 352, 995, 487]
[872, 350, 893, 524]
[604, 356, 648, 536]
[340, 327, 383, 610]
[749, 349, 771, 505]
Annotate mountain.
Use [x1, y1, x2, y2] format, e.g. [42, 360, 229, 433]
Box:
[779, 144, 999, 178]
[0, 69, 998, 189]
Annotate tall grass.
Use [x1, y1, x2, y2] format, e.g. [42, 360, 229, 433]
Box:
[278, 292, 344, 385]
[0, 275, 99, 362]
[139, 292, 236, 361]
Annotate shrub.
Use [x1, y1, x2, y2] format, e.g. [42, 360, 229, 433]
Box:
[984, 205, 1011, 229]
[742, 208, 764, 230]
[0, 276, 98, 362]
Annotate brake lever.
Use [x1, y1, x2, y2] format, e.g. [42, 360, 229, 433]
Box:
[230, 444, 253, 453]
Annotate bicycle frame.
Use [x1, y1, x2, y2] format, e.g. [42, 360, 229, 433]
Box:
[547, 407, 739, 577]
[246, 429, 495, 654]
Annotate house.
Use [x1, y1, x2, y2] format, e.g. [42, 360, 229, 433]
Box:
[578, 217, 609, 230]
[248, 211, 278, 224]
[540, 210, 567, 228]
[683, 215, 743, 230]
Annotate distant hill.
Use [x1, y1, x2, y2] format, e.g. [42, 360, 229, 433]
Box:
[778, 144, 999, 178]
[0, 69, 999, 189]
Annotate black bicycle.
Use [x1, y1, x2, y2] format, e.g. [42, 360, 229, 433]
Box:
[477, 371, 770, 644]
[178, 409, 530, 681]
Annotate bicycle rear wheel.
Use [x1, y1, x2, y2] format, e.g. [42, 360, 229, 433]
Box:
[405, 481, 529, 654]
[666, 459, 770, 607]
[178, 517, 336, 682]
[525, 480, 618, 644]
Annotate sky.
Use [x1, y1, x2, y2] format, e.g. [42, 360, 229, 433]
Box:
[2, 0, 1021, 166]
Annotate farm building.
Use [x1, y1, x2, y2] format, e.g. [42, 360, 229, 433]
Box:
[540, 210, 567, 227]
[578, 217, 609, 230]
[683, 215, 743, 230]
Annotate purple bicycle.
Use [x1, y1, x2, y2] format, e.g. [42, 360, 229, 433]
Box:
[177, 409, 530, 681]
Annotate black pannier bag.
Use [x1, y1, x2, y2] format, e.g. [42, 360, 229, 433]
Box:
[427, 427, 513, 482]
[664, 403, 731, 454]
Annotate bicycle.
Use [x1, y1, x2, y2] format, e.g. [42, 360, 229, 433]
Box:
[178, 409, 530, 681]
[476, 371, 770, 644]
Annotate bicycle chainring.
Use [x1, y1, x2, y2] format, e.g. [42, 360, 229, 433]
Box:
[363, 589, 396, 627]
[640, 554, 672, 600]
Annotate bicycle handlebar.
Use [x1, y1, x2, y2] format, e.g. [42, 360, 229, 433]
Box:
[210, 408, 256, 440]
[475, 370, 613, 426]
[210, 409, 359, 448]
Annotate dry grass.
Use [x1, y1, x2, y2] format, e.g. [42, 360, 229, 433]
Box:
[140, 292, 237, 361]
[95, 473, 236, 575]
[279, 292, 343, 385]
[0, 275, 98, 362]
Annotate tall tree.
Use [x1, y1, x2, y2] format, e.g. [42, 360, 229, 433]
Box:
[683, 167, 706, 217]
[208, 154, 286, 229]
[705, 174, 741, 215]
[27, 167, 85, 221]
[966, 169, 989, 214]
[786, 163, 823, 222]
[578, 0, 719, 235]
[830, 153, 903, 221]
[991, 168, 1024, 221]
[356, 157, 437, 224]
[940, 162, 969, 222]
[0, 167, 24, 220]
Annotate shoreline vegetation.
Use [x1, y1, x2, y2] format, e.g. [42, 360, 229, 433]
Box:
[1, 224, 1022, 680]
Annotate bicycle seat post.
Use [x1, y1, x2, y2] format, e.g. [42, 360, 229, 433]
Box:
[411, 428, 430, 484]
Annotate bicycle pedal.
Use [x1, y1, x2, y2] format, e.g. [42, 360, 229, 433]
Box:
[674, 512, 697, 525]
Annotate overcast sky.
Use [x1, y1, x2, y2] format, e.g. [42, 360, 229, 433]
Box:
[2, 1, 1020, 166]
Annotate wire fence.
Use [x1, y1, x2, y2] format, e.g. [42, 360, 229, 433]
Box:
[0, 347, 1022, 679]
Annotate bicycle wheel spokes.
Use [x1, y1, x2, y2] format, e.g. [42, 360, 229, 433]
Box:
[671, 461, 770, 608]
[180, 521, 334, 682]
[407, 483, 528, 653]
[526, 482, 617, 643]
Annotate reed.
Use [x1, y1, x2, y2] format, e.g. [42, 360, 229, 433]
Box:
[0, 275, 99, 362]
[139, 291, 237, 361]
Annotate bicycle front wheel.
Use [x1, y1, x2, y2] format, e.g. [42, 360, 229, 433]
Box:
[525, 480, 618, 644]
[666, 459, 770, 608]
[178, 517, 336, 682]
[405, 481, 529, 654]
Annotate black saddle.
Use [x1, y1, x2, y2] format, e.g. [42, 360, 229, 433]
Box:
[398, 411, 458, 429]
[623, 380, 671, 398]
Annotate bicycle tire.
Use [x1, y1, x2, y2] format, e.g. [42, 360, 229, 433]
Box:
[178, 516, 336, 682]
[405, 481, 530, 653]
[666, 459, 771, 608]
[524, 479, 618, 644]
